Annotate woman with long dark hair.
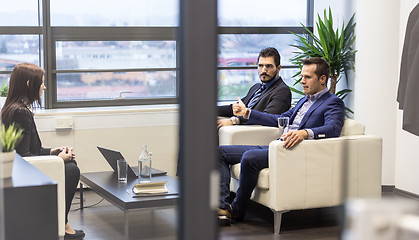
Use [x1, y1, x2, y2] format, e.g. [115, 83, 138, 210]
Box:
[1, 63, 85, 240]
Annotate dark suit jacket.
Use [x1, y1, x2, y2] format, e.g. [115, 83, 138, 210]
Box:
[218, 77, 291, 124]
[4, 107, 51, 156]
[248, 92, 345, 139]
[397, 2, 419, 136]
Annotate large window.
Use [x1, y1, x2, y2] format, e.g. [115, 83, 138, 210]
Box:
[0, 0, 312, 108]
[55, 40, 176, 102]
[217, 0, 311, 101]
[218, 0, 307, 26]
[50, 0, 179, 27]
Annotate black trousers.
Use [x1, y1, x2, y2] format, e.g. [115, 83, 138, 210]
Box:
[65, 160, 80, 224]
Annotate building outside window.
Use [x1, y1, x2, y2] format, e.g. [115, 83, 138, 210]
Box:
[0, 0, 311, 109]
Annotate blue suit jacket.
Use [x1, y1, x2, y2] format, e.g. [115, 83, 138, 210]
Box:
[247, 91, 345, 139]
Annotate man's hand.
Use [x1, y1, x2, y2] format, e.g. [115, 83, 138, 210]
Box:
[217, 119, 233, 128]
[233, 98, 247, 116]
[282, 130, 308, 149]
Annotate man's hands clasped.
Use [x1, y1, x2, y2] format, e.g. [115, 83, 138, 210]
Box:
[233, 98, 247, 116]
[217, 119, 234, 128]
[217, 98, 247, 128]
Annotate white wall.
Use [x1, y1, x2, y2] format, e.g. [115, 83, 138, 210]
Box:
[34, 105, 179, 177]
[353, 0, 419, 192]
[353, 0, 400, 186]
[317, 0, 419, 190]
[395, 0, 419, 194]
[315, 0, 399, 185]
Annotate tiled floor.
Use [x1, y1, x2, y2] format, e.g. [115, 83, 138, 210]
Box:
[67, 190, 415, 240]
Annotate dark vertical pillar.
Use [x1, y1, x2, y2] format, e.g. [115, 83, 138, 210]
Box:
[42, 0, 53, 109]
[178, 0, 218, 239]
[0, 164, 4, 240]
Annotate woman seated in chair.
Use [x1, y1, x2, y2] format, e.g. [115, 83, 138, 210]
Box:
[1, 63, 85, 240]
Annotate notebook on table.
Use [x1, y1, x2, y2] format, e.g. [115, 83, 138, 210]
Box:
[97, 146, 167, 179]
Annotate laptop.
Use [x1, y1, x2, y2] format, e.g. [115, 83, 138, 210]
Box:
[97, 146, 167, 179]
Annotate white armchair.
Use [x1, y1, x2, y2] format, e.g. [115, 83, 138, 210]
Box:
[219, 119, 382, 233]
[24, 155, 65, 237]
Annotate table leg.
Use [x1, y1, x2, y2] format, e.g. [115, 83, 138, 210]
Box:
[79, 182, 84, 210]
[124, 210, 129, 240]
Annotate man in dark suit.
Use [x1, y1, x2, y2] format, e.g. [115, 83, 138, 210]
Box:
[217, 47, 291, 128]
[218, 57, 345, 224]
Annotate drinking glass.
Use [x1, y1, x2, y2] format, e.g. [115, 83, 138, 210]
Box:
[278, 117, 289, 137]
[117, 159, 128, 183]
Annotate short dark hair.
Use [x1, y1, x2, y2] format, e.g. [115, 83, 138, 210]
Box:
[257, 47, 281, 67]
[301, 57, 330, 80]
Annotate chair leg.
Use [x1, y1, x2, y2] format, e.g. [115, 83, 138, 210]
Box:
[273, 210, 288, 234]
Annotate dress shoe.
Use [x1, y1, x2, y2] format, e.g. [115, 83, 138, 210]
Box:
[218, 208, 232, 226]
[218, 208, 231, 218]
[229, 207, 245, 222]
[64, 229, 85, 239]
[218, 205, 245, 225]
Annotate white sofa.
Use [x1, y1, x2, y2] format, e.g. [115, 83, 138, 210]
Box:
[24, 155, 65, 237]
[219, 119, 382, 233]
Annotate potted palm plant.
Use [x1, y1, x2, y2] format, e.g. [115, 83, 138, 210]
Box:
[290, 7, 356, 113]
[1, 123, 23, 178]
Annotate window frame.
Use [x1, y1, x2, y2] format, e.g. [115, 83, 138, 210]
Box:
[47, 27, 178, 108]
[0, 0, 314, 109]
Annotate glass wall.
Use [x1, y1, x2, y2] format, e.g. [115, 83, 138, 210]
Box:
[219, 0, 306, 26]
[0, 0, 310, 108]
[50, 0, 179, 27]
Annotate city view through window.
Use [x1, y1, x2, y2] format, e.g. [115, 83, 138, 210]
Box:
[0, 0, 308, 108]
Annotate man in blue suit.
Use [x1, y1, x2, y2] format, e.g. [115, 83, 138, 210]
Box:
[218, 57, 345, 224]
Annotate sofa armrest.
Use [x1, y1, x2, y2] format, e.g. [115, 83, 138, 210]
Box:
[219, 125, 280, 146]
[268, 135, 382, 212]
[24, 155, 66, 237]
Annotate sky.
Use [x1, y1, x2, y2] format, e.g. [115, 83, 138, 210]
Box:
[0, 0, 305, 26]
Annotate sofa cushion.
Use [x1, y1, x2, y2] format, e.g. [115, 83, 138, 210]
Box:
[231, 163, 270, 190]
[341, 119, 365, 136]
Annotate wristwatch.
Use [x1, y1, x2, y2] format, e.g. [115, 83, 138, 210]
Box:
[230, 116, 238, 125]
[244, 108, 251, 119]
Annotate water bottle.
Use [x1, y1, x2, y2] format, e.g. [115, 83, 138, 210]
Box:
[138, 144, 152, 183]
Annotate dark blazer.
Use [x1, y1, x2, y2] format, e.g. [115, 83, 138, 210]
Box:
[397, 2, 419, 136]
[4, 107, 50, 156]
[248, 91, 345, 139]
[218, 77, 291, 124]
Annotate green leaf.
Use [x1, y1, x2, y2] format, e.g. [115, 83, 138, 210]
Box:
[289, 87, 304, 96]
[288, 7, 356, 116]
[1, 123, 24, 152]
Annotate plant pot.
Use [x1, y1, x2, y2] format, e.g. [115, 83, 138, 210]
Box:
[1, 150, 15, 179]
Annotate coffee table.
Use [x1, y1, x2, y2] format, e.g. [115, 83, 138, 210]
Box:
[79, 172, 179, 240]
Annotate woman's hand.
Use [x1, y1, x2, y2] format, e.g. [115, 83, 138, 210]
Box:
[58, 146, 75, 162]
[50, 146, 65, 155]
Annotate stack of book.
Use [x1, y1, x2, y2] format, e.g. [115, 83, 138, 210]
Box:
[132, 182, 168, 196]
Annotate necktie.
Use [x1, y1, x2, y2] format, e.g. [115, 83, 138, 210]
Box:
[247, 84, 266, 108]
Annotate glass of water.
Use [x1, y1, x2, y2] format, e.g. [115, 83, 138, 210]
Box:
[117, 159, 128, 183]
[278, 117, 289, 137]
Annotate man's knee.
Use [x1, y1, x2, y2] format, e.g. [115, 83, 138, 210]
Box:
[218, 145, 231, 162]
[241, 150, 267, 170]
[241, 151, 259, 168]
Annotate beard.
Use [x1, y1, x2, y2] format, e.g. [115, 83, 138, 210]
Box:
[259, 73, 276, 83]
